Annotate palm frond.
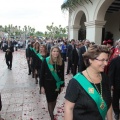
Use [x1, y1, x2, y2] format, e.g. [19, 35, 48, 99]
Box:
[61, 0, 92, 11]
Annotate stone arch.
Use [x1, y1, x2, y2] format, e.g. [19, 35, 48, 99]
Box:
[70, 6, 89, 27]
[93, 0, 114, 21]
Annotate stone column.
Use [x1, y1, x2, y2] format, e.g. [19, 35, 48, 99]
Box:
[69, 25, 81, 40]
[85, 20, 106, 44]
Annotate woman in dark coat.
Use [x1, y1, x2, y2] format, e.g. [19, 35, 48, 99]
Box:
[31, 41, 40, 83]
[29, 41, 35, 78]
[34, 44, 48, 85]
[40, 46, 64, 120]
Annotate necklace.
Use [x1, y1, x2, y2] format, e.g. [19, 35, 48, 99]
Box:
[86, 69, 105, 110]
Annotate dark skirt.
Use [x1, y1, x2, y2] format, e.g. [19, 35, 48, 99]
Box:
[44, 79, 59, 102]
[45, 91, 59, 102]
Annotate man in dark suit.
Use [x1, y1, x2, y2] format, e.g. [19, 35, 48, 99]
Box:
[108, 55, 120, 120]
[104, 39, 115, 74]
[78, 39, 90, 72]
[71, 44, 79, 76]
[26, 41, 32, 75]
[66, 39, 75, 74]
[5, 41, 14, 70]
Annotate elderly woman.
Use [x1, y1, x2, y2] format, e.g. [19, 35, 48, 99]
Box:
[64, 45, 112, 120]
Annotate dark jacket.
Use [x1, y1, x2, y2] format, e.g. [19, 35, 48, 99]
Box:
[40, 58, 64, 91]
[108, 56, 120, 89]
[78, 46, 87, 72]
[26, 44, 31, 58]
[5, 45, 14, 60]
[72, 48, 79, 65]
[66, 44, 75, 60]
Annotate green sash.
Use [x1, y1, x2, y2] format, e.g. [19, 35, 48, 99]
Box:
[31, 48, 44, 61]
[46, 57, 64, 91]
[37, 53, 44, 61]
[73, 73, 107, 120]
[29, 47, 33, 51]
[32, 48, 37, 54]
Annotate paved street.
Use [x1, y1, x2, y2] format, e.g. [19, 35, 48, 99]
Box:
[0, 49, 72, 120]
[0, 49, 117, 120]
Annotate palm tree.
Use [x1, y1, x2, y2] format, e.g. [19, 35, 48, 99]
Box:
[24, 25, 27, 39]
[4, 25, 7, 33]
[61, 0, 92, 11]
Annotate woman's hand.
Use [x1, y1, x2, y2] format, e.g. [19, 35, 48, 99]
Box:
[106, 105, 113, 120]
[61, 87, 64, 93]
[41, 87, 45, 94]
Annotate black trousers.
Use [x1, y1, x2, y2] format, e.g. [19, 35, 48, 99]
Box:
[62, 53, 66, 61]
[27, 59, 31, 74]
[6, 58, 12, 69]
[67, 59, 72, 74]
[72, 64, 78, 76]
[112, 88, 120, 115]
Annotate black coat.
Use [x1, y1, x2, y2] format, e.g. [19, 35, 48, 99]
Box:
[26, 44, 31, 58]
[108, 56, 120, 89]
[66, 44, 75, 60]
[71, 48, 79, 65]
[78, 46, 87, 72]
[40, 59, 65, 91]
[5, 45, 14, 60]
[34, 53, 48, 70]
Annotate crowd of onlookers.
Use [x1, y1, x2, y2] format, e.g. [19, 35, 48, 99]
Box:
[0, 39, 24, 52]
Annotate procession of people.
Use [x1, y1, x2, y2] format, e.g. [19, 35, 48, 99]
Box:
[0, 37, 120, 120]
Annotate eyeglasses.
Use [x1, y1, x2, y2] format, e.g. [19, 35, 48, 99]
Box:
[95, 58, 108, 62]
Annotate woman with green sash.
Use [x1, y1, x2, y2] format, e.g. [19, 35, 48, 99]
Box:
[34, 44, 48, 85]
[40, 46, 64, 120]
[28, 41, 35, 78]
[31, 41, 40, 84]
[34, 45, 48, 88]
[64, 45, 113, 120]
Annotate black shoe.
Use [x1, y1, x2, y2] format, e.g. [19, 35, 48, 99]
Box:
[9, 68, 12, 70]
[28, 73, 31, 75]
[114, 114, 119, 120]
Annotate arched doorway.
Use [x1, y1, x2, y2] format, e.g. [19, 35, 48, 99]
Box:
[104, 0, 120, 42]
[68, 6, 88, 40]
[78, 13, 86, 40]
[68, 0, 120, 44]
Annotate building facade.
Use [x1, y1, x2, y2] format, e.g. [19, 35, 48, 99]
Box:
[68, 0, 120, 44]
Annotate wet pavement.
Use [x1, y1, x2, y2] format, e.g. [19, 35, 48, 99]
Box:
[0, 49, 72, 120]
[0, 49, 117, 120]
